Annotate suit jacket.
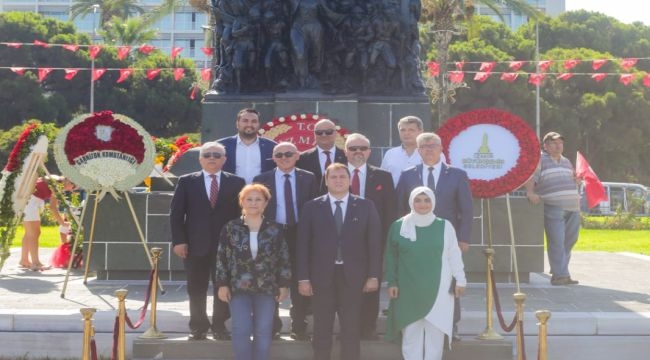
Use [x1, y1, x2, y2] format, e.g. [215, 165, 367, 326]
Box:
[170, 170, 246, 256]
[296, 194, 382, 291]
[252, 168, 319, 222]
[296, 146, 347, 194]
[395, 163, 474, 243]
[218, 135, 277, 175]
[362, 165, 397, 242]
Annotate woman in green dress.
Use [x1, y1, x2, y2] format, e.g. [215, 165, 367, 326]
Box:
[384, 186, 466, 360]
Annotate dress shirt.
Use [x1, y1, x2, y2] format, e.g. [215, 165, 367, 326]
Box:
[381, 146, 422, 186]
[318, 146, 338, 174]
[235, 135, 261, 184]
[421, 160, 442, 190]
[202, 170, 221, 199]
[347, 163, 367, 198]
[274, 168, 298, 224]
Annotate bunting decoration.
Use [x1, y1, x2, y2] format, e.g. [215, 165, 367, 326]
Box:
[200, 68, 211, 82]
[88, 45, 102, 60]
[170, 47, 183, 59]
[146, 69, 161, 80]
[38, 68, 52, 82]
[92, 68, 107, 81]
[201, 47, 214, 56]
[64, 69, 79, 80]
[173, 68, 185, 81]
[117, 46, 131, 60]
[117, 68, 133, 83]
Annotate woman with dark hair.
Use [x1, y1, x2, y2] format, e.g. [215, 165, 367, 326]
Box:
[216, 183, 291, 360]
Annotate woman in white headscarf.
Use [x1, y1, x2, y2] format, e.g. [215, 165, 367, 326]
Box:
[384, 186, 466, 360]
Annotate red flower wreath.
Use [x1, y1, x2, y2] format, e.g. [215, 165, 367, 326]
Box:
[438, 108, 540, 198]
[5, 124, 39, 172]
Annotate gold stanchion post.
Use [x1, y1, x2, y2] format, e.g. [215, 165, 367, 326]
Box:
[115, 289, 128, 360]
[140, 247, 166, 339]
[513, 292, 527, 360]
[477, 248, 503, 340]
[80, 308, 96, 360]
[536, 310, 551, 360]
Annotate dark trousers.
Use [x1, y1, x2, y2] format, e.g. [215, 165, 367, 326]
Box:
[312, 266, 362, 360]
[184, 254, 230, 333]
[360, 281, 380, 334]
[274, 225, 310, 333]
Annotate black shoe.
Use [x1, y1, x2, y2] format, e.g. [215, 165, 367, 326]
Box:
[290, 331, 311, 341]
[188, 330, 207, 341]
[212, 329, 231, 340]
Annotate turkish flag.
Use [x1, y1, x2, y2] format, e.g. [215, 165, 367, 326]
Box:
[621, 58, 638, 71]
[500, 72, 519, 83]
[556, 73, 574, 81]
[528, 73, 546, 85]
[92, 68, 107, 81]
[576, 151, 607, 209]
[138, 44, 155, 55]
[201, 68, 212, 81]
[592, 59, 607, 70]
[479, 62, 496, 72]
[146, 69, 162, 80]
[619, 73, 634, 86]
[62, 44, 79, 52]
[38, 68, 53, 82]
[473, 72, 490, 83]
[563, 59, 580, 70]
[427, 61, 439, 77]
[643, 74, 650, 87]
[455, 61, 465, 70]
[33, 40, 49, 48]
[170, 47, 183, 59]
[189, 85, 199, 100]
[538, 60, 552, 72]
[173, 68, 185, 81]
[116, 68, 133, 83]
[201, 47, 214, 56]
[117, 46, 131, 60]
[10, 67, 25, 75]
[591, 73, 607, 82]
[64, 69, 79, 80]
[88, 45, 102, 59]
[448, 71, 464, 83]
[6, 42, 22, 48]
[509, 61, 525, 71]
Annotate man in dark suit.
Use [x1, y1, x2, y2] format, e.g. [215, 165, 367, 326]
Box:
[170, 141, 246, 341]
[297, 163, 382, 360]
[218, 108, 277, 183]
[296, 119, 347, 194]
[253, 141, 319, 341]
[343, 133, 396, 339]
[395, 132, 474, 341]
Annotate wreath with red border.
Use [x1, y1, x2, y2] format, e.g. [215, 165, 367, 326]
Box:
[259, 113, 348, 151]
[437, 108, 540, 198]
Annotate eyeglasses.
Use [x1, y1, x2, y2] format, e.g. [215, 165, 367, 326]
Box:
[314, 129, 335, 136]
[418, 144, 440, 150]
[347, 146, 369, 152]
[202, 152, 224, 159]
[274, 151, 296, 158]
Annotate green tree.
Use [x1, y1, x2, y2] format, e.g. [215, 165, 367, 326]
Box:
[99, 16, 158, 45]
[70, 0, 145, 26]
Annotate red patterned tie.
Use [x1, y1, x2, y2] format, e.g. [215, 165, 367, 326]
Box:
[209, 174, 218, 208]
[351, 168, 360, 196]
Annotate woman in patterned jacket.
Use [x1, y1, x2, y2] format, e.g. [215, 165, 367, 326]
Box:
[216, 183, 291, 360]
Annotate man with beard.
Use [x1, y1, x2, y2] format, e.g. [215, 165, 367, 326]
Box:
[218, 108, 277, 183]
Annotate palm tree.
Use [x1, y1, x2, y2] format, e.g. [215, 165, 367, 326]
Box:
[70, 0, 145, 26]
[421, 0, 540, 126]
[98, 16, 158, 46]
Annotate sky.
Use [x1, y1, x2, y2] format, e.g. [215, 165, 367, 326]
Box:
[565, 0, 650, 25]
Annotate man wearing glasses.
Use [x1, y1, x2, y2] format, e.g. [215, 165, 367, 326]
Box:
[218, 108, 277, 183]
[296, 119, 347, 194]
[253, 142, 319, 341]
[170, 141, 246, 341]
[344, 133, 397, 340]
[395, 132, 473, 342]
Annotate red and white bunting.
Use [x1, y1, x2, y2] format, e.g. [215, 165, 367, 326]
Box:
[173, 68, 185, 81]
[591, 73, 607, 82]
[64, 68, 79, 80]
[508, 61, 525, 71]
[564, 59, 580, 70]
[621, 58, 638, 71]
[427, 61, 439, 77]
[474, 72, 491, 83]
[500, 72, 519, 82]
[10, 67, 25, 75]
[92, 68, 107, 81]
[170, 47, 183, 59]
[557, 73, 574, 81]
[88, 45, 102, 60]
[539, 60, 552, 72]
[592, 59, 607, 70]
[146, 69, 162, 80]
[116, 68, 133, 83]
[138, 44, 155, 55]
[529, 73, 546, 85]
[201, 47, 214, 56]
[117, 46, 131, 60]
[448, 71, 464, 83]
[33, 40, 49, 48]
[201, 68, 212, 82]
[190, 85, 199, 100]
[38, 68, 53, 82]
[479, 62, 496, 72]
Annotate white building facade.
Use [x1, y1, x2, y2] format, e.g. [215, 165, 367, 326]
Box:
[475, 0, 565, 29]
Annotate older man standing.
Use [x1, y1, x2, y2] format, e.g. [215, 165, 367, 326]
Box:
[296, 119, 347, 194]
[525, 131, 581, 286]
[170, 141, 245, 341]
[395, 132, 473, 342]
[344, 133, 396, 339]
[218, 108, 277, 183]
[253, 142, 319, 341]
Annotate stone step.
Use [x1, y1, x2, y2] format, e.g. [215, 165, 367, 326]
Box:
[133, 336, 513, 360]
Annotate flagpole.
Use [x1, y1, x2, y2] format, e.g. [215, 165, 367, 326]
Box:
[535, 1, 541, 138]
[90, 4, 99, 114]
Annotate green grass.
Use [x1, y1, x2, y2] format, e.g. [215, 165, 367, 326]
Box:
[10, 225, 650, 256]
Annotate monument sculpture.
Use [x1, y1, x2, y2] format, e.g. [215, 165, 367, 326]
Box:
[208, 0, 425, 95]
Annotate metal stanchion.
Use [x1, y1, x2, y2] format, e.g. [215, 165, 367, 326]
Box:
[140, 247, 166, 339]
[80, 308, 97, 360]
[115, 289, 128, 360]
[477, 248, 503, 340]
[536, 310, 551, 360]
[513, 292, 527, 360]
